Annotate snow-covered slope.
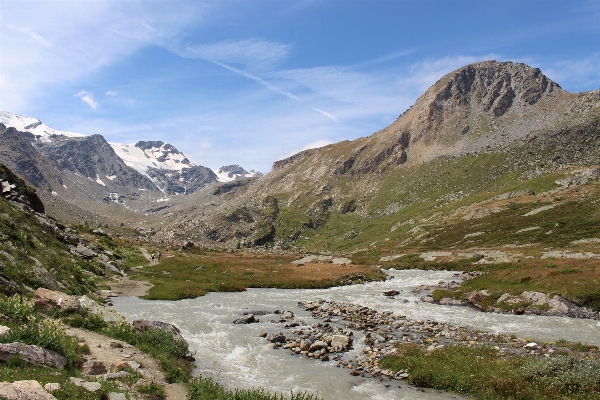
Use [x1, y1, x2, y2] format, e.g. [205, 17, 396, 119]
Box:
[0, 110, 85, 141]
[214, 164, 263, 183]
[111, 141, 193, 177]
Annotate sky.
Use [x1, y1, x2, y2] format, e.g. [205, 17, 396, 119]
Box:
[1, 1, 600, 173]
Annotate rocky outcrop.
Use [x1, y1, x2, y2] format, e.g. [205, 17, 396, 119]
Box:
[0, 163, 45, 213]
[34, 288, 81, 312]
[0, 380, 58, 400]
[0, 343, 67, 369]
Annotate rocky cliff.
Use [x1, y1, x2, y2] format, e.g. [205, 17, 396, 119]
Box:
[152, 61, 600, 249]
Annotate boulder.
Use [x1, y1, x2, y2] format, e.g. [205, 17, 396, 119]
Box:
[71, 245, 96, 259]
[43, 383, 61, 393]
[496, 293, 523, 305]
[308, 341, 328, 352]
[280, 311, 294, 320]
[34, 288, 80, 312]
[233, 314, 257, 324]
[330, 335, 352, 350]
[332, 257, 352, 265]
[0, 343, 67, 369]
[439, 298, 463, 306]
[0, 325, 10, 336]
[266, 332, 286, 343]
[0, 380, 57, 400]
[33, 267, 60, 291]
[132, 320, 186, 343]
[69, 378, 102, 392]
[521, 291, 549, 306]
[78, 296, 127, 324]
[92, 228, 108, 236]
[0, 275, 20, 296]
[383, 290, 400, 297]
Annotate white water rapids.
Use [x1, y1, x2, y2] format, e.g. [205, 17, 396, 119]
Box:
[111, 269, 600, 399]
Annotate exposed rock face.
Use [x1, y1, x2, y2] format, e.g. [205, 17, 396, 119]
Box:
[0, 162, 44, 213]
[34, 288, 81, 312]
[147, 165, 217, 194]
[35, 134, 158, 192]
[0, 343, 67, 369]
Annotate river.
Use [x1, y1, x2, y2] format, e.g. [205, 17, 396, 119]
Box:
[111, 269, 600, 399]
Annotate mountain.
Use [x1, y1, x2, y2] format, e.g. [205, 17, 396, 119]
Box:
[214, 165, 263, 183]
[0, 111, 261, 221]
[151, 61, 600, 249]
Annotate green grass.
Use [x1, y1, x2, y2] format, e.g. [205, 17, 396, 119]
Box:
[187, 377, 320, 400]
[132, 251, 385, 301]
[379, 344, 600, 399]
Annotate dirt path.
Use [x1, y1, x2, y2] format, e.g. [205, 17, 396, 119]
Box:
[140, 247, 159, 265]
[66, 327, 187, 399]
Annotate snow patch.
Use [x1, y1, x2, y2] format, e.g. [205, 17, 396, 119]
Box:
[95, 175, 105, 186]
[0, 110, 85, 142]
[106, 175, 116, 180]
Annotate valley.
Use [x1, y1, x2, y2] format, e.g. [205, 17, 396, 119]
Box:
[2, 60, 600, 399]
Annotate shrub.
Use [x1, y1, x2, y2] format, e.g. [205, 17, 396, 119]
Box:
[0, 295, 37, 323]
[187, 377, 321, 400]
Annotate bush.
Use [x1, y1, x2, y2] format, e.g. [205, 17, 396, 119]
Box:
[0, 295, 37, 323]
[520, 355, 600, 393]
[0, 318, 81, 368]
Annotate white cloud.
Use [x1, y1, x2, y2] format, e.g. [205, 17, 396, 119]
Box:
[176, 38, 290, 70]
[313, 108, 338, 122]
[0, 1, 208, 112]
[105, 90, 117, 96]
[74, 91, 98, 109]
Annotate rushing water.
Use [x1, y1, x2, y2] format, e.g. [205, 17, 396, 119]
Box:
[111, 269, 600, 399]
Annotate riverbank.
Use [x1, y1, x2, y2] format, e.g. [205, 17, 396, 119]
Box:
[262, 299, 600, 399]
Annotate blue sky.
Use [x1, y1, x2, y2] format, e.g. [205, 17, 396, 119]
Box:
[1, 1, 600, 173]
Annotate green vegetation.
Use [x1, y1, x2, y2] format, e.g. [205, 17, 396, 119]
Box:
[188, 377, 320, 400]
[133, 251, 385, 301]
[380, 344, 600, 399]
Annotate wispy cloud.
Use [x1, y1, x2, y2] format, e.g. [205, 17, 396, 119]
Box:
[212, 61, 301, 101]
[74, 91, 98, 109]
[179, 38, 291, 70]
[105, 90, 117, 96]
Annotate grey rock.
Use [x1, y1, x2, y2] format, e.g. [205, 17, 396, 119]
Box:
[43, 383, 61, 393]
[69, 377, 102, 392]
[0, 325, 10, 336]
[233, 314, 257, 324]
[1, 380, 57, 400]
[0, 342, 67, 369]
[81, 360, 107, 375]
[107, 393, 127, 400]
[34, 288, 80, 312]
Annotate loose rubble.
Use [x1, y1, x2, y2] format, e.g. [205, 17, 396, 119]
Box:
[258, 299, 599, 386]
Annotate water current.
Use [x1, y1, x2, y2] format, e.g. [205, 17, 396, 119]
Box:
[111, 269, 600, 399]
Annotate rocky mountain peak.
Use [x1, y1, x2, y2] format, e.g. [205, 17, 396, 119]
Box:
[214, 164, 263, 183]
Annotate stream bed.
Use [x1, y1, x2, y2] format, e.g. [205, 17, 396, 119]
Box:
[111, 269, 600, 399]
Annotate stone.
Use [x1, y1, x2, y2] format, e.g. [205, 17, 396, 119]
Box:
[0, 325, 10, 336]
[34, 288, 80, 312]
[5, 380, 57, 400]
[267, 332, 286, 343]
[280, 311, 294, 319]
[78, 296, 126, 324]
[104, 371, 131, 380]
[496, 293, 523, 305]
[330, 335, 351, 350]
[69, 377, 102, 392]
[0, 276, 20, 296]
[420, 296, 435, 303]
[81, 360, 108, 375]
[523, 342, 539, 350]
[233, 314, 257, 324]
[92, 228, 108, 236]
[107, 393, 128, 400]
[439, 298, 463, 306]
[0, 342, 67, 369]
[309, 341, 328, 352]
[521, 291, 549, 306]
[43, 383, 61, 393]
[383, 290, 400, 297]
[72, 245, 96, 259]
[32, 267, 60, 291]
[331, 257, 352, 265]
